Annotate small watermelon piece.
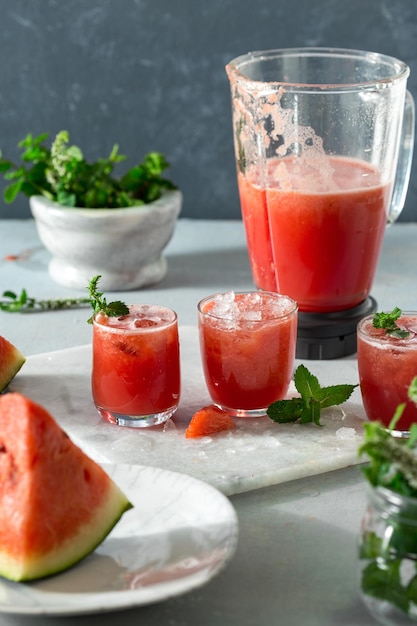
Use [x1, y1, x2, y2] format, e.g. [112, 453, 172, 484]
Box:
[0, 393, 133, 582]
[185, 404, 236, 438]
[0, 336, 26, 392]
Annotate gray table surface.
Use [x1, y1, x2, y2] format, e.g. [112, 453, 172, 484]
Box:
[0, 218, 416, 626]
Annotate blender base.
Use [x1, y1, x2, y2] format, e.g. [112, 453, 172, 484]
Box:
[296, 296, 377, 360]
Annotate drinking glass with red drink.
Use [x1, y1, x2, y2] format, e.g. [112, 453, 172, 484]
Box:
[357, 311, 417, 436]
[92, 304, 180, 427]
[198, 291, 298, 417]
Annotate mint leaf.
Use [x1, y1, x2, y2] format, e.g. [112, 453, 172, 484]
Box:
[267, 365, 358, 426]
[4, 180, 23, 203]
[267, 398, 305, 423]
[316, 384, 359, 409]
[293, 364, 321, 400]
[361, 559, 409, 614]
[87, 275, 129, 323]
[373, 307, 410, 338]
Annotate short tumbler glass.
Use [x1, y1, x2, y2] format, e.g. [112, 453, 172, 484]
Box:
[357, 312, 417, 436]
[92, 304, 180, 427]
[198, 291, 298, 417]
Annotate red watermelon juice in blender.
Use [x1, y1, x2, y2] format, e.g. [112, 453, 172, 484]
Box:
[239, 155, 391, 312]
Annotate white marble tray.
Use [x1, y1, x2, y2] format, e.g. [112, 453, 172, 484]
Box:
[10, 326, 366, 496]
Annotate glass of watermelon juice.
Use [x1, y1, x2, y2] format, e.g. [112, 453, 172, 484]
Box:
[198, 291, 298, 417]
[226, 48, 414, 313]
[92, 305, 180, 427]
[357, 313, 417, 436]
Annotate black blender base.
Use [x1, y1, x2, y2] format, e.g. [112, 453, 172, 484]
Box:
[296, 296, 377, 360]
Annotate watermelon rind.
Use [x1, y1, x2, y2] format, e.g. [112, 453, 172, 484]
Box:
[0, 484, 132, 582]
[0, 337, 26, 392]
[0, 392, 133, 582]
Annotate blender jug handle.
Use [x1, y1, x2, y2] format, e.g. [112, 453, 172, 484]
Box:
[388, 89, 415, 224]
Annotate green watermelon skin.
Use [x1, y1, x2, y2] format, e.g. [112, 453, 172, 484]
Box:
[0, 336, 26, 392]
[0, 393, 133, 582]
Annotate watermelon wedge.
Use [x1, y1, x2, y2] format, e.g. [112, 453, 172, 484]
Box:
[185, 405, 236, 438]
[0, 393, 133, 582]
[0, 336, 26, 392]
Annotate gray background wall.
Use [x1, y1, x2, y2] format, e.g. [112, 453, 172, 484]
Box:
[0, 0, 416, 220]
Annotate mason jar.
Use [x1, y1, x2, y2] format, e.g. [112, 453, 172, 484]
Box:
[359, 484, 417, 624]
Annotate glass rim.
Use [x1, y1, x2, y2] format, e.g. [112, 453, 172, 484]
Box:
[197, 290, 298, 322]
[92, 304, 178, 334]
[226, 46, 410, 92]
[367, 483, 417, 517]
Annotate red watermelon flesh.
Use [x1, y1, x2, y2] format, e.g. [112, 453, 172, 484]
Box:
[185, 405, 236, 438]
[0, 393, 133, 582]
[0, 336, 26, 392]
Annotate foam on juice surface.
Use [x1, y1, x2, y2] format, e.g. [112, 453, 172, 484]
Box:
[95, 305, 176, 331]
[361, 316, 417, 347]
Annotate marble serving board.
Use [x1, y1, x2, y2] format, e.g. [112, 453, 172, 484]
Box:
[11, 326, 367, 496]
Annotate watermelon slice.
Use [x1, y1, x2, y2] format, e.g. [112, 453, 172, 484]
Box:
[0, 336, 26, 392]
[185, 405, 236, 438]
[0, 393, 133, 582]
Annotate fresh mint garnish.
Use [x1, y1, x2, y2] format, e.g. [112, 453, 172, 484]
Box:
[372, 306, 410, 338]
[358, 377, 417, 495]
[0, 131, 176, 208]
[0, 288, 90, 313]
[358, 378, 417, 618]
[0, 275, 130, 319]
[267, 364, 358, 427]
[87, 275, 129, 324]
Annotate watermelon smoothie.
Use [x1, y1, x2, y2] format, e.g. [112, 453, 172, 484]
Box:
[92, 305, 180, 427]
[238, 156, 391, 312]
[198, 291, 298, 417]
[357, 314, 417, 433]
[237, 172, 276, 292]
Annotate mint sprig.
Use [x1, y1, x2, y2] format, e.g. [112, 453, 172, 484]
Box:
[359, 377, 417, 496]
[0, 288, 90, 312]
[267, 364, 358, 427]
[358, 378, 417, 618]
[372, 306, 410, 338]
[87, 275, 129, 324]
[0, 275, 130, 319]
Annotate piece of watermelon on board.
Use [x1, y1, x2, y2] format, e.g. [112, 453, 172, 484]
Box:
[0, 336, 26, 392]
[185, 405, 236, 438]
[0, 392, 133, 582]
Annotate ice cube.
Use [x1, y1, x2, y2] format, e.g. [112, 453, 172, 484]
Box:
[241, 310, 262, 322]
[335, 427, 357, 440]
[211, 292, 239, 322]
[216, 291, 236, 304]
[134, 318, 159, 328]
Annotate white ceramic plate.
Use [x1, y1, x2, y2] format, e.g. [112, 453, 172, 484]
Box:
[0, 464, 238, 616]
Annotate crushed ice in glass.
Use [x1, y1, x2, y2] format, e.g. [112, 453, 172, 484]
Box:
[207, 291, 294, 330]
